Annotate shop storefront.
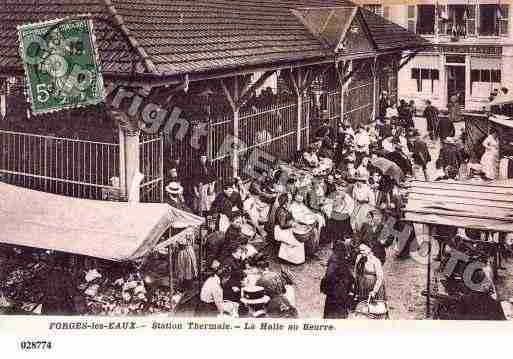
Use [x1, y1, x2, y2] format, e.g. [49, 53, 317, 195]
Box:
[399, 44, 508, 111]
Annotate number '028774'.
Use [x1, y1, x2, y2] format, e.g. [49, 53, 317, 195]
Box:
[20, 341, 53, 350]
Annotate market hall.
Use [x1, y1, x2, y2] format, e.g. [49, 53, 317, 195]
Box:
[2, 0, 512, 320]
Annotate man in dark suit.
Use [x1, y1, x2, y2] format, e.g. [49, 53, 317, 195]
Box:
[437, 115, 456, 141]
[409, 130, 431, 181]
[423, 100, 439, 140]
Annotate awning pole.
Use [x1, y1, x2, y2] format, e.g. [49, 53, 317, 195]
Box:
[426, 224, 432, 319]
[168, 244, 174, 299]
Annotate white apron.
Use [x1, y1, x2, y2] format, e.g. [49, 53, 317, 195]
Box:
[219, 214, 231, 233]
[274, 226, 305, 265]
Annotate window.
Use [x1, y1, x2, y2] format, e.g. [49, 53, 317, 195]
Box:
[466, 5, 476, 36]
[446, 5, 473, 37]
[411, 68, 439, 93]
[471, 69, 501, 83]
[471, 69, 502, 95]
[479, 4, 508, 36]
[363, 4, 382, 16]
[471, 69, 480, 83]
[481, 70, 490, 82]
[491, 70, 501, 83]
[416, 5, 435, 35]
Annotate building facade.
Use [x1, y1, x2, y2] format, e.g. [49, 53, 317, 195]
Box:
[359, 1, 513, 112]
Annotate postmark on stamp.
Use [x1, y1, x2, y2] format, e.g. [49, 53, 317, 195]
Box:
[17, 16, 105, 115]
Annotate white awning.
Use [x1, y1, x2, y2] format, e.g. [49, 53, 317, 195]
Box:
[0, 183, 174, 261]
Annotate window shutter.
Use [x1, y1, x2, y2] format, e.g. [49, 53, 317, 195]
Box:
[500, 5, 509, 35]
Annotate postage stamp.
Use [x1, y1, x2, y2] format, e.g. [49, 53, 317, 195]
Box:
[17, 16, 105, 115]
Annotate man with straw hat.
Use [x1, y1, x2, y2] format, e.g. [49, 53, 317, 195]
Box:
[165, 181, 190, 211]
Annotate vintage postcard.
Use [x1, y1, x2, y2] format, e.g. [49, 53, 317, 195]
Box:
[1, 0, 513, 355]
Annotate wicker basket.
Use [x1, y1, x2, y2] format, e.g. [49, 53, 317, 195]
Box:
[349, 300, 389, 320]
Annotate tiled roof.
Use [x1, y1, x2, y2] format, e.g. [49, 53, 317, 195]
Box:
[0, 0, 428, 78]
[0, 0, 142, 75]
[360, 7, 430, 51]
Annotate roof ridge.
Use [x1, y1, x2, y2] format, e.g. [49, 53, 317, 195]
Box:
[101, 0, 158, 74]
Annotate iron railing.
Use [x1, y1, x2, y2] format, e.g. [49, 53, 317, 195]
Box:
[0, 129, 119, 200]
[140, 132, 164, 203]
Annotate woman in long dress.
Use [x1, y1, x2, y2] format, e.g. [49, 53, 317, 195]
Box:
[351, 177, 375, 232]
[480, 129, 500, 180]
[354, 242, 386, 301]
[174, 233, 198, 291]
[274, 194, 305, 265]
[193, 154, 216, 215]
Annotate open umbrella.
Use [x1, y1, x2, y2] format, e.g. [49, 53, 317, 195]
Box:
[371, 157, 404, 184]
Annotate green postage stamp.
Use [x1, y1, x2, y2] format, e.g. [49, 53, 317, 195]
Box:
[17, 17, 105, 115]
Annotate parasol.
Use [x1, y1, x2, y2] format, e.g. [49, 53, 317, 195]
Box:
[371, 157, 404, 184]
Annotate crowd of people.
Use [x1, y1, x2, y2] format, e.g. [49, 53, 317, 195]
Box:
[161, 88, 510, 319]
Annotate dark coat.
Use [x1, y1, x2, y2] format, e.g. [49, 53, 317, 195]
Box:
[437, 142, 464, 170]
[205, 231, 225, 268]
[192, 163, 215, 186]
[411, 139, 431, 168]
[385, 151, 413, 176]
[211, 192, 244, 217]
[423, 105, 439, 132]
[398, 105, 414, 128]
[322, 253, 354, 319]
[437, 117, 455, 140]
[221, 255, 245, 303]
[379, 98, 389, 118]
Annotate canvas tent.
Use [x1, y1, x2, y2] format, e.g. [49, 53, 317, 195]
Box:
[0, 182, 174, 261]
